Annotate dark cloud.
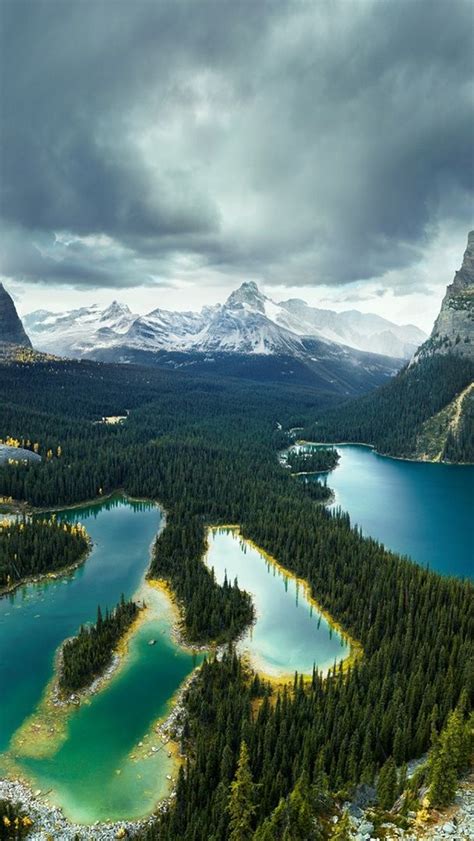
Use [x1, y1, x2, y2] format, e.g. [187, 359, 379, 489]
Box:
[0, 0, 472, 294]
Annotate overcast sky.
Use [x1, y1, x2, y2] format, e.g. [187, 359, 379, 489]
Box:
[1, 0, 473, 331]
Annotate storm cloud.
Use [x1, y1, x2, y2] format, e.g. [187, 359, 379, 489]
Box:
[1, 0, 473, 298]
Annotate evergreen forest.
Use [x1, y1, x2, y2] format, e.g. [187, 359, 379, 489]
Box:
[303, 355, 474, 462]
[0, 517, 88, 589]
[0, 355, 471, 838]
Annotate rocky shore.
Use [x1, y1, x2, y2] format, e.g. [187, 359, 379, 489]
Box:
[2, 768, 472, 840]
[0, 778, 151, 839]
[417, 778, 474, 841]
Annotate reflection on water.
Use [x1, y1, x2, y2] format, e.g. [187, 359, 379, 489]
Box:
[205, 528, 350, 677]
[288, 443, 473, 579]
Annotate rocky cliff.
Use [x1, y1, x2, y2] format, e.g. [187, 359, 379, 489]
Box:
[0, 283, 32, 347]
[415, 231, 474, 361]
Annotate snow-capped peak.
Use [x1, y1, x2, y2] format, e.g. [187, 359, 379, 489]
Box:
[224, 281, 267, 313]
[101, 301, 132, 320]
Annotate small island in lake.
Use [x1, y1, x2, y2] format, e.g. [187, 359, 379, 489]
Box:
[59, 595, 141, 695]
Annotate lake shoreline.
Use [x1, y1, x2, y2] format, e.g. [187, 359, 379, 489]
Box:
[0, 489, 159, 598]
[207, 525, 362, 682]
[147, 578, 215, 655]
[294, 439, 474, 466]
[50, 602, 150, 709]
[0, 494, 190, 828]
[0, 539, 92, 599]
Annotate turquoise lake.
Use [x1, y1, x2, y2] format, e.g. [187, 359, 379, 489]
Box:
[205, 528, 350, 677]
[291, 443, 474, 579]
[0, 496, 200, 822]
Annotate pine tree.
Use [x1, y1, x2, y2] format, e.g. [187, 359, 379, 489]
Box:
[377, 757, 397, 810]
[228, 741, 256, 841]
[428, 707, 472, 807]
[287, 774, 320, 840]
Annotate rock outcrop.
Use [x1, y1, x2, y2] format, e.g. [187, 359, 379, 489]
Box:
[0, 283, 32, 347]
[415, 231, 474, 362]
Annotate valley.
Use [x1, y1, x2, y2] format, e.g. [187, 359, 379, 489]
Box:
[0, 236, 471, 839]
[1, 4, 473, 838]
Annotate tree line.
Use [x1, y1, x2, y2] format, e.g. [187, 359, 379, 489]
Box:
[285, 447, 340, 474]
[0, 517, 88, 589]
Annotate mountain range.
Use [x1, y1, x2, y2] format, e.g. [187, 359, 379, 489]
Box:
[24, 283, 425, 362]
[0, 232, 472, 459]
[20, 283, 426, 395]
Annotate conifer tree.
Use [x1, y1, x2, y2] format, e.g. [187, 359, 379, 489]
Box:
[377, 757, 397, 810]
[228, 741, 256, 841]
[428, 706, 472, 806]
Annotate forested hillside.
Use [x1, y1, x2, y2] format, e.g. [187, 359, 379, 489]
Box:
[0, 356, 471, 839]
[303, 354, 474, 462]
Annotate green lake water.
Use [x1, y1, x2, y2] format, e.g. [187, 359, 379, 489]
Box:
[290, 443, 474, 579]
[0, 495, 200, 823]
[205, 529, 350, 677]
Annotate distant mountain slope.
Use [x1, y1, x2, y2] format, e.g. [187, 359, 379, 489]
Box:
[87, 342, 400, 397]
[415, 381, 474, 462]
[23, 301, 136, 356]
[271, 296, 425, 358]
[25, 281, 423, 361]
[0, 283, 32, 348]
[303, 232, 474, 463]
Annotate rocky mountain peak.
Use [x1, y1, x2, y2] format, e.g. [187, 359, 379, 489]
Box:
[0, 283, 32, 347]
[225, 281, 266, 313]
[414, 231, 474, 362]
[452, 229, 474, 291]
[101, 301, 133, 320]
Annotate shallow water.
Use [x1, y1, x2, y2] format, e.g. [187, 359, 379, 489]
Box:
[292, 444, 474, 579]
[205, 528, 350, 677]
[0, 496, 199, 822]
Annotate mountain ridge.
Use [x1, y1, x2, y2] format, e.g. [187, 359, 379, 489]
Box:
[24, 281, 425, 361]
[22, 281, 408, 395]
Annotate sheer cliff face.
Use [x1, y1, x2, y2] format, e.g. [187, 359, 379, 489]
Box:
[0, 283, 32, 347]
[415, 231, 474, 362]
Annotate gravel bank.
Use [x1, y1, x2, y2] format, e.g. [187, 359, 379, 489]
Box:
[0, 778, 155, 839]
